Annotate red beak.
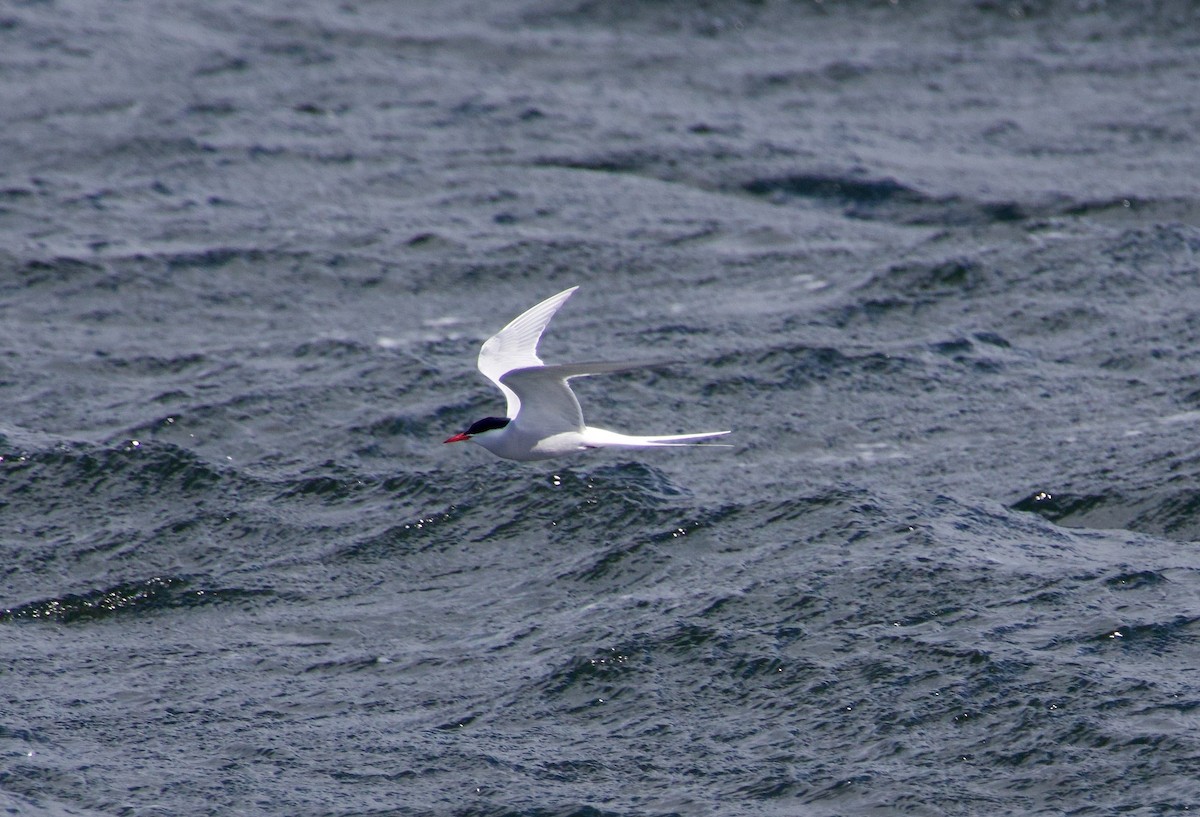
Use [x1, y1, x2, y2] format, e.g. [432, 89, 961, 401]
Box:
[443, 432, 471, 443]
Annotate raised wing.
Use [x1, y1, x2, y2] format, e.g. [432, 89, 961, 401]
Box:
[501, 360, 665, 437]
[477, 286, 579, 417]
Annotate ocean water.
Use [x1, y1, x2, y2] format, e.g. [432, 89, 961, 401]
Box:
[3, 2, 1200, 815]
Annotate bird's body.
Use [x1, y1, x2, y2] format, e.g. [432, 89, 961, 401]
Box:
[444, 286, 730, 461]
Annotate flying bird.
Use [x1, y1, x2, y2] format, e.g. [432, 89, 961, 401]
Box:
[444, 286, 730, 461]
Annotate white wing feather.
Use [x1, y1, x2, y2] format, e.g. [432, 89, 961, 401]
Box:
[501, 360, 663, 437]
[477, 286, 578, 417]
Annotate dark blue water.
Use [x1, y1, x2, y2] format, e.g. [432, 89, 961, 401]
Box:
[4, 2, 1200, 815]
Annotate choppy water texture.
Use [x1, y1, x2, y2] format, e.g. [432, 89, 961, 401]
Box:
[3, 2, 1200, 815]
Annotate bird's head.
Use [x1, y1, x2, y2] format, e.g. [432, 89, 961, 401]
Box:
[444, 416, 511, 444]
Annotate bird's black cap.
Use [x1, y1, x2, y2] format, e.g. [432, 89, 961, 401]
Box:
[465, 417, 511, 435]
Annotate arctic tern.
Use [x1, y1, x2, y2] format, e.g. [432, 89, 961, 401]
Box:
[443, 286, 731, 461]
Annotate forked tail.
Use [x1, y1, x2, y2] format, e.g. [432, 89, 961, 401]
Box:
[580, 427, 732, 448]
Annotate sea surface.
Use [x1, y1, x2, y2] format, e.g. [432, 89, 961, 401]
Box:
[3, 2, 1200, 815]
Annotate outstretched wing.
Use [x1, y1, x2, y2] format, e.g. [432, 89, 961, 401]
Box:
[501, 360, 666, 437]
[477, 286, 579, 417]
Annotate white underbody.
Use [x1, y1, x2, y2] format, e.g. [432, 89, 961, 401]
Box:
[471, 424, 731, 462]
